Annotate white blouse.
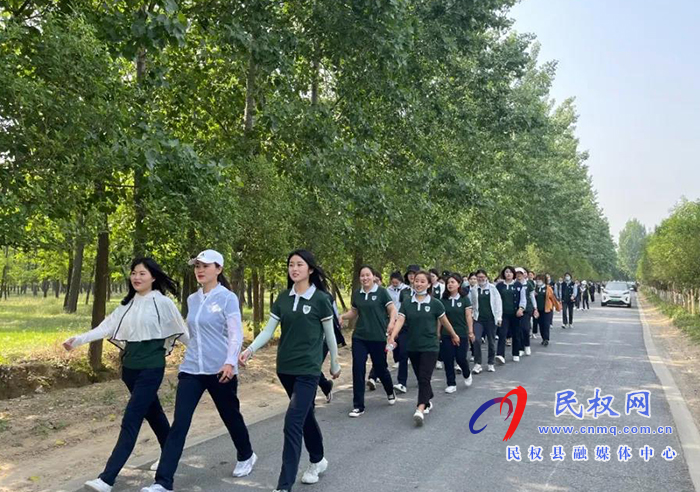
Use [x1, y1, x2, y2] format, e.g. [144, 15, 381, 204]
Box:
[180, 284, 244, 375]
[71, 290, 189, 355]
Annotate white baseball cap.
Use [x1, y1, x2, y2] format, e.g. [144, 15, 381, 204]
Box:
[188, 249, 224, 266]
[515, 267, 526, 275]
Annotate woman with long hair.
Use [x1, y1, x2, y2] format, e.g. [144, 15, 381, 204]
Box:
[64, 258, 188, 492]
[142, 250, 256, 492]
[387, 270, 460, 426]
[240, 250, 341, 491]
[339, 265, 397, 417]
[440, 273, 475, 392]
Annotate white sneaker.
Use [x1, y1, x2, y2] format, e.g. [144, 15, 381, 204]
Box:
[348, 408, 365, 418]
[519, 350, 524, 357]
[233, 452, 257, 477]
[455, 365, 462, 374]
[424, 402, 434, 414]
[392, 362, 400, 369]
[366, 379, 377, 391]
[85, 479, 112, 492]
[393, 383, 407, 394]
[469, 356, 475, 362]
[301, 458, 328, 484]
[445, 385, 457, 394]
[513, 356, 520, 362]
[569, 324, 574, 329]
[525, 347, 531, 356]
[149, 460, 159, 471]
[413, 409, 424, 426]
[388, 393, 397, 405]
[487, 365, 496, 372]
[495, 355, 506, 365]
[140, 485, 171, 492]
[436, 361, 444, 370]
[472, 364, 482, 374]
[464, 375, 473, 387]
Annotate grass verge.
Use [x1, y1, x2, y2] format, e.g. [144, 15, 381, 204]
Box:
[642, 288, 700, 344]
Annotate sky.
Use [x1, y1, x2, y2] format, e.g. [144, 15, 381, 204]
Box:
[509, 0, 700, 242]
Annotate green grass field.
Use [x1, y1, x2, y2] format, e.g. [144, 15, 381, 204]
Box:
[0, 296, 123, 364]
[0, 292, 304, 364]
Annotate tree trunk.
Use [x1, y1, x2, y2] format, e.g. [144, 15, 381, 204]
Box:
[65, 239, 85, 313]
[246, 277, 253, 309]
[180, 225, 198, 317]
[258, 271, 265, 335]
[89, 223, 110, 370]
[53, 280, 60, 298]
[133, 44, 148, 258]
[64, 248, 74, 309]
[252, 268, 260, 337]
[85, 264, 95, 305]
[42, 279, 50, 298]
[0, 247, 9, 301]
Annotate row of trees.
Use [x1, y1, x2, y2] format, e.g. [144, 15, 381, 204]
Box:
[637, 199, 700, 314]
[1, 1, 617, 368]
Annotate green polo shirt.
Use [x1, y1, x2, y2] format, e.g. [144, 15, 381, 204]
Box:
[477, 287, 494, 322]
[352, 286, 393, 342]
[536, 285, 547, 311]
[398, 295, 445, 352]
[441, 295, 472, 338]
[121, 339, 166, 369]
[499, 283, 518, 316]
[271, 287, 334, 375]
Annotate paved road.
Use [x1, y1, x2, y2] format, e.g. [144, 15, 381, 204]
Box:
[110, 296, 695, 492]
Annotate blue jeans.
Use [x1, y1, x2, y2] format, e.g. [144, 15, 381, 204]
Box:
[277, 374, 324, 491]
[155, 372, 253, 490]
[100, 367, 169, 486]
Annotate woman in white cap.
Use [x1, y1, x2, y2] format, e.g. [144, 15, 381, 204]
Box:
[63, 258, 188, 492]
[141, 250, 256, 492]
[240, 249, 341, 492]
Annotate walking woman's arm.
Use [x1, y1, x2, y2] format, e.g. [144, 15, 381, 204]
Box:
[322, 317, 341, 377]
[386, 303, 398, 333]
[239, 315, 279, 365]
[465, 307, 475, 342]
[63, 306, 123, 350]
[221, 295, 244, 379]
[439, 315, 460, 345]
[387, 315, 406, 345]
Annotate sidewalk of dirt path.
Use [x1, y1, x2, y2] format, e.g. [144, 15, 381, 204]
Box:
[0, 343, 354, 492]
[638, 293, 700, 433]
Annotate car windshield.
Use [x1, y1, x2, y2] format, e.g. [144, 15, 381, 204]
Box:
[607, 282, 628, 291]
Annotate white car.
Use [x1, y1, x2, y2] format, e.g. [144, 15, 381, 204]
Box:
[602, 281, 632, 308]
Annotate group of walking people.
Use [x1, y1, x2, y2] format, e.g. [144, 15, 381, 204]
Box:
[64, 249, 591, 492]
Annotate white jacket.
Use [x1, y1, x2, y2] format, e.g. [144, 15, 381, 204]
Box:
[469, 283, 503, 324]
[71, 290, 188, 355]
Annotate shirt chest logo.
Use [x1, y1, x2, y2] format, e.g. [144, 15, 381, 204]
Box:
[371, 295, 377, 301]
[457, 302, 462, 307]
[302, 305, 311, 315]
[424, 306, 431, 312]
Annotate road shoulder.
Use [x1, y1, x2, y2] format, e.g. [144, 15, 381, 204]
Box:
[638, 293, 700, 491]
